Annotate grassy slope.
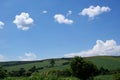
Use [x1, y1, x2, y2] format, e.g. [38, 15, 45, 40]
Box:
[2, 58, 70, 72]
[86, 56, 120, 70]
[1, 56, 120, 72]
[94, 75, 114, 80]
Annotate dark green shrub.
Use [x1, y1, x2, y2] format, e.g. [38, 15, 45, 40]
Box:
[44, 69, 71, 77]
[113, 73, 120, 80]
[99, 67, 109, 75]
[60, 69, 71, 77]
[49, 59, 55, 67]
[70, 56, 98, 80]
[62, 62, 69, 65]
[25, 71, 32, 77]
[28, 66, 38, 73]
[0, 66, 7, 79]
[18, 68, 26, 76]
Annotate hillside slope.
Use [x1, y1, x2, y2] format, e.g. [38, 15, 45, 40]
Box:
[0, 56, 120, 72]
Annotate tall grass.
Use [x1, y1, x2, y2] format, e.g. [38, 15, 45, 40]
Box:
[94, 75, 114, 80]
[4, 73, 79, 80]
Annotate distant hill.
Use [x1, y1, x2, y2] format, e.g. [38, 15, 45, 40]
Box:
[0, 56, 120, 72]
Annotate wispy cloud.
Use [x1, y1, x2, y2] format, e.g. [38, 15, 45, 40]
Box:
[66, 10, 72, 16]
[65, 40, 120, 57]
[13, 12, 34, 31]
[0, 21, 5, 29]
[42, 10, 48, 14]
[19, 52, 37, 61]
[0, 54, 6, 61]
[54, 14, 73, 24]
[80, 5, 111, 19]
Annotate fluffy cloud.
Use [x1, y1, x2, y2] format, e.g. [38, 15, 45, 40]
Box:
[42, 10, 47, 14]
[66, 10, 72, 16]
[80, 5, 111, 19]
[13, 12, 34, 31]
[65, 40, 120, 57]
[19, 52, 37, 61]
[0, 21, 5, 29]
[54, 14, 73, 24]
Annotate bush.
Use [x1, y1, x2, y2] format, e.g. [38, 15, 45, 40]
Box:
[9, 68, 26, 77]
[113, 73, 120, 80]
[0, 66, 7, 79]
[28, 66, 38, 73]
[61, 69, 71, 77]
[99, 67, 109, 75]
[62, 62, 69, 65]
[45, 74, 58, 80]
[59, 77, 79, 80]
[49, 59, 55, 67]
[0, 70, 7, 79]
[70, 56, 98, 80]
[42, 69, 71, 77]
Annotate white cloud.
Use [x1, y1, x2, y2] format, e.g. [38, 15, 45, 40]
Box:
[65, 40, 120, 57]
[19, 52, 37, 61]
[13, 12, 34, 31]
[66, 10, 72, 16]
[80, 5, 111, 19]
[42, 10, 47, 14]
[54, 14, 73, 24]
[0, 54, 6, 61]
[0, 21, 5, 29]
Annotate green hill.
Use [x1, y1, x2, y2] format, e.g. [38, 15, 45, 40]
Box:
[0, 56, 120, 72]
[86, 56, 120, 70]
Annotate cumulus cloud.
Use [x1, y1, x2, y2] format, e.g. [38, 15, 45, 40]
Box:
[65, 40, 120, 57]
[66, 10, 72, 16]
[13, 12, 34, 31]
[42, 10, 47, 14]
[19, 52, 37, 61]
[80, 5, 111, 19]
[54, 14, 73, 24]
[0, 21, 5, 29]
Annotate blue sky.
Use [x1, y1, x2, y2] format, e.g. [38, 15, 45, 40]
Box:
[0, 0, 120, 61]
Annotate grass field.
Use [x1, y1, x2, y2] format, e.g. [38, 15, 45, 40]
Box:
[2, 58, 70, 72]
[0, 56, 120, 80]
[0, 56, 120, 72]
[2, 74, 115, 80]
[86, 56, 120, 70]
[94, 75, 114, 80]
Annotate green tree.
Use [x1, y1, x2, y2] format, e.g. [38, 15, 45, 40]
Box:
[0, 66, 7, 79]
[50, 59, 55, 67]
[29, 66, 38, 73]
[70, 56, 98, 80]
[99, 67, 109, 75]
[18, 68, 26, 76]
